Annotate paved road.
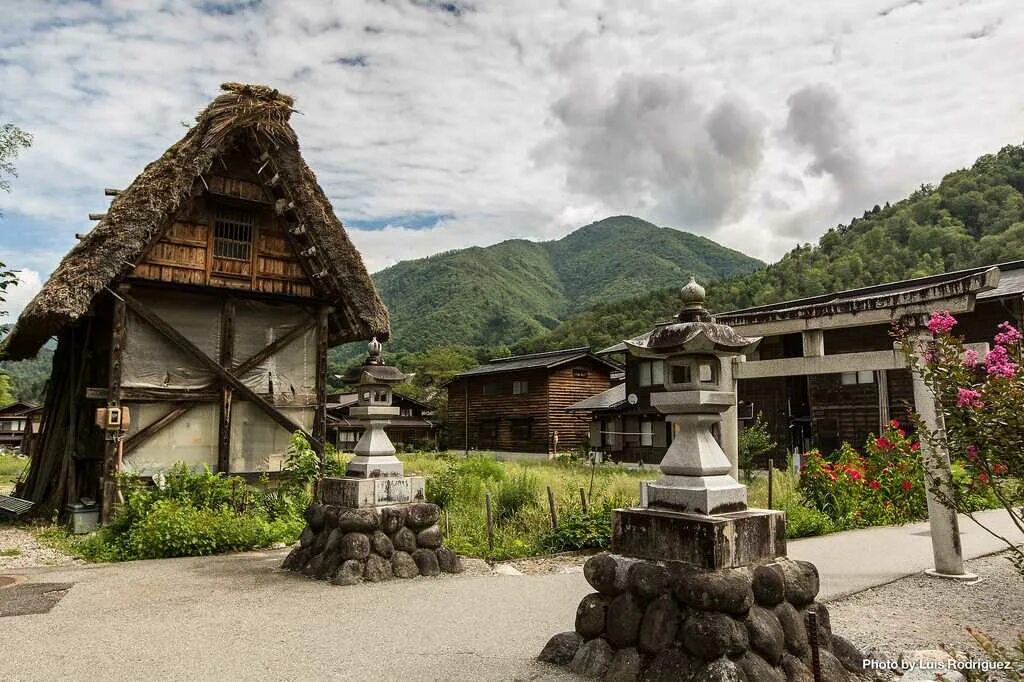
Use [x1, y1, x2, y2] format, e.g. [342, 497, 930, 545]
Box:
[3, 509, 1020, 681]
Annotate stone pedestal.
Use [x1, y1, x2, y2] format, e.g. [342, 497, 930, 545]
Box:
[319, 475, 426, 509]
[345, 406, 405, 478]
[613, 507, 786, 570]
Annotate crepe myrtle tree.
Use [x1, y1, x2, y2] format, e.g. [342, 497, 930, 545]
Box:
[897, 311, 1024, 577]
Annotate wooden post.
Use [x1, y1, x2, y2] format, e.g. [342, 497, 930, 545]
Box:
[485, 493, 494, 553]
[218, 298, 235, 474]
[579, 487, 589, 514]
[767, 460, 774, 510]
[806, 611, 822, 682]
[101, 294, 126, 522]
[547, 485, 558, 530]
[313, 307, 330, 466]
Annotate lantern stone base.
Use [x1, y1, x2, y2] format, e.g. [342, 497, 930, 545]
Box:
[318, 476, 426, 509]
[538, 552, 866, 681]
[612, 507, 786, 570]
[646, 474, 748, 515]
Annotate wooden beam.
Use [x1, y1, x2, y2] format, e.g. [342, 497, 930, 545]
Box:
[313, 306, 329, 461]
[89, 213, 107, 221]
[734, 343, 990, 380]
[218, 298, 236, 474]
[104, 188, 121, 196]
[231, 318, 314, 378]
[86, 387, 220, 402]
[118, 292, 321, 449]
[101, 295, 126, 522]
[122, 404, 198, 456]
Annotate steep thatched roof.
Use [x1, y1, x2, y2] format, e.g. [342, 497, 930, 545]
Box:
[2, 83, 389, 360]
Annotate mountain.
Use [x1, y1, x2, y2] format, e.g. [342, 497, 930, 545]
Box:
[515, 143, 1024, 354]
[369, 215, 764, 353]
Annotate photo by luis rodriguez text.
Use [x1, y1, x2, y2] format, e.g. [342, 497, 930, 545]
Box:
[864, 658, 1015, 674]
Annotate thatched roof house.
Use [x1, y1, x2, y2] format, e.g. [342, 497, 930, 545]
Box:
[6, 83, 390, 515]
[3, 82, 388, 361]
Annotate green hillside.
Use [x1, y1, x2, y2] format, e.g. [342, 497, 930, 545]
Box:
[516, 143, 1024, 354]
[370, 215, 763, 354]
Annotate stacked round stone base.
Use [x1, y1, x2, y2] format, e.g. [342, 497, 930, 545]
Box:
[281, 502, 463, 585]
[539, 554, 867, 681]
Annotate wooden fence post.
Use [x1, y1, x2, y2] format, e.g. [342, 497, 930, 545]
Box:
[579, 487, 589, 514]
[485, 493, 494, 553]
[547, 486, 558, 529]
[768, 460, 774, 509]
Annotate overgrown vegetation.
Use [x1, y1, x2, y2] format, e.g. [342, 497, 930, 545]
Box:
[738, 412, 776, 482]
[0, 451, 28, 493]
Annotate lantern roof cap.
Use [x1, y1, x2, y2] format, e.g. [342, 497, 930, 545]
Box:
[341, 337, 410, 384]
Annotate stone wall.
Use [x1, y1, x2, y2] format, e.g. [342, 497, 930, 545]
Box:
[282, 502, 463, 584]
[539, 553, 867, 681]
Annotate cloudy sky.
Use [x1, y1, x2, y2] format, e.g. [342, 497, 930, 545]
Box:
[1, 0, 1022, 318]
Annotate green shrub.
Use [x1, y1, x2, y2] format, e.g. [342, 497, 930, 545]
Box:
[782, 502, 836, 538]
[493, 469, 539, 521]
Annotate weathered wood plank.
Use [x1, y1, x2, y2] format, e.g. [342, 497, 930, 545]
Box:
[218, 298, 235, 473]
[101, 294, 126, 522]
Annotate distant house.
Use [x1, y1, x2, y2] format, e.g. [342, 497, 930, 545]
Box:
[445, 347, 621, 455]
[575, 261, 1024, 465]
[0, 402, 42, 452]
[326, 392, 438, 451]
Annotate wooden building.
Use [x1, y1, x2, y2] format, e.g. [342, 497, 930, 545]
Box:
[0, 401, 41, 452]
[1, 83, 389, 515]
[326, 392, 438, 451]
[584, 261, 1024, 465]
[445, 347, 620, 455]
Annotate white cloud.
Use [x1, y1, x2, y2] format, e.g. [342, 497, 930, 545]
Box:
[2, 269, 42, 321]
[0, 0, 1020, 284]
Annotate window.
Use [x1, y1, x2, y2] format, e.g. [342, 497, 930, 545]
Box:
[671, 364, 691, 384]
[640, 421, 654, 447]
[338, 430, 358, 445]
[840, 371, 875, 385]
[637, 360, 665, 387]
[510, 419, 531, 442]
[399, 407, 413, 417]
[482, 382, 500, 396]
[513, 380, 529, 395]
[572, 366, 589, 378]
[213, 207, 255, 260]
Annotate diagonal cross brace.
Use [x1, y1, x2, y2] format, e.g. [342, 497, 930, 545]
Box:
[118, 292, 323, 452]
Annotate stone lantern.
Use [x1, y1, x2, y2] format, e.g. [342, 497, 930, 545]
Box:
[317, 338, 426, 508]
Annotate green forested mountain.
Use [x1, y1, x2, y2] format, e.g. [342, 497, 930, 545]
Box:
[370, 215, 763, 353]
[515, 143, 1024, 354]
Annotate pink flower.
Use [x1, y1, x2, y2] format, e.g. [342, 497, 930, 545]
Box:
[966, 445, 979, 461]
[901, 480, 913, 492]
[847, 469, 862, 481]
[911, 441, 921, 452]
[994, 321, 1022, 346]
[868, 480, 881, 490]
[962, 349, 979, 368]
[927, 310, 957, 335]
[956, 388, 984, 409]
[875, 436, 893, 450]
[984, 345, 1018, 378]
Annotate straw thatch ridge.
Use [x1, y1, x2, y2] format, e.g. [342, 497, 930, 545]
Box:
[1, 83, 389, 360]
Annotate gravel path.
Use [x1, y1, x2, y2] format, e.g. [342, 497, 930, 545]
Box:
[828, 551, 1024, 663]
[0, 526, 82, 570]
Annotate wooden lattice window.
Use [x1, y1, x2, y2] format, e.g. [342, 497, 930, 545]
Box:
[213, 207, 255, 261]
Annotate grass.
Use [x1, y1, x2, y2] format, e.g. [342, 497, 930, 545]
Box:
[0, 547, 22, 557]
[0, 451, 29, 494]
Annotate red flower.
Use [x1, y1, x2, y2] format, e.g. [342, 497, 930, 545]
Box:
[875, 436, 893, 450]
[977, 473, 990, 485]
[901, 480, 913, 492]
[847, 469, 862, 481]
[910, 442, 920, 452]
[992, 463, 1008, 475]
[868, 480, 880, 490]
[889, 419, 900, 429]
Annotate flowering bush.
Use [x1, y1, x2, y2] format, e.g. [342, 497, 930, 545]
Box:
[897, 311, 1024, 577]
[799, 422, 928, 529]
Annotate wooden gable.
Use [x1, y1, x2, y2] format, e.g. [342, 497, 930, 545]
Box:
[131, 149, 316, 299]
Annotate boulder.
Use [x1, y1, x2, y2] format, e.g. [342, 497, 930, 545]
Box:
[677, 571, 753, 615]
[777, 559, 819, 607]
[436, 546, 463, 573]
[363, 554, 393, 582]
[331, 559, 363, 586]
[281, 546, 310, 570]
[681, 611, 733, 660]
[605, 592, 645, 649]
[830, 634, 866, 675]
[412, 548, 440, 577]
[416, 525, 443, 549]
[804, 602, 833, 648]
[640, 647, 691, 682]
[317, 547, 346, 580]
[322, 505, 340, 530]
[690, 657, 742, 682]
[381, 506, 406, 534]
[537, 631, 582, 666]
[583, 554, 620, 595]
[304, 503, 325, 531]
[336, 508, 380, 533]
[298, 527, 315, 548]
[371, 531, 394, 558]
[406, 502, 440, 529]
[302, 553, 324, 579]
[339, 532, 371, 561]
[627, 561, 670, 599]
[736, 652, 784, 682]
[575, 593, 608, 639]
[391, 551, 419, 579]
[727, 616, 749, 657]
[605, 647, 641, 682]
[392, 527, 417, 553]
[569, 637, 614, 678]
[745, 606, 785, 665]
[638, 594, 680, 654]
[817, 649, 853, 682]
[774, 601, 809, 656]
[752, 564, 785, 606]
[781, 653, 814, 682]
